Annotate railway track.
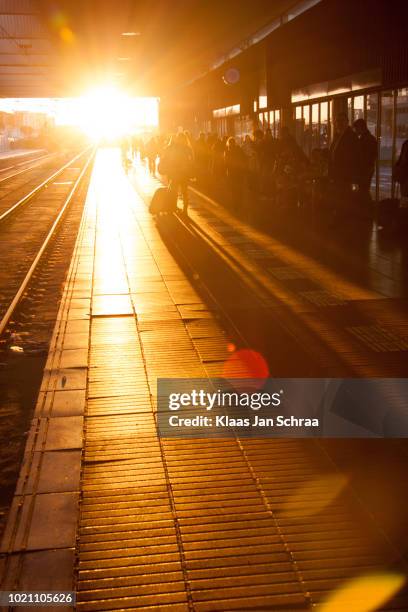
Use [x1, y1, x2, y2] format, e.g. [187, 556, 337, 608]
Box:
[0, 148, 94, 337]
[0, 150, 53, 178]
[0, 149, 89, 222]
[0, 152, 69, 215]
[0, 152, 50, 176]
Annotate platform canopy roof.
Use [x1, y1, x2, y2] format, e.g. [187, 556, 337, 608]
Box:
[0, 0, 296, 98]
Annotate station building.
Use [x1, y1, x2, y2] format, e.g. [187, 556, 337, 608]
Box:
[161, 0, 408, 201]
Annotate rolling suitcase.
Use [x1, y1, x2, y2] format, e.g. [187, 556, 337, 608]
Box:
[149, 187, 175, 215]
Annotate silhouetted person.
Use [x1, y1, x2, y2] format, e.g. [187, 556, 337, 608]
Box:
[163, 132, 194, 215]
[211, 137, 225, 184]
[394, 139, 408, 198]
[194, 132, 209, 185]
[274, 127, 308, 208]
[224, 137, 245, 210]
[328, 112, 359, 212]
[353, 118, 377, 202]
[145, 136, 158, 175]
[242, 134, 257, 191]
[261, 128, 278, 194]
[252, 129, 264, 191]
[278, 126, 308, 167]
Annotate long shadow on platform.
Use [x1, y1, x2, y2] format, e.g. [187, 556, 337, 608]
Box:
[154, 211, 408, 564]
[154, 211, 347, 378]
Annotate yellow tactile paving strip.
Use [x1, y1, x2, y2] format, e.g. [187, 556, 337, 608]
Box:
[75, 151, 406, 611]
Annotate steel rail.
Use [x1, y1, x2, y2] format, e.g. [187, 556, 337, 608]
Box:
[0, 151, 94, 337]
[0, 151, 53, 179]
[0, 148, 90, 224]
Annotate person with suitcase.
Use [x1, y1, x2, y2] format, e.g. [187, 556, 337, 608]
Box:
[149, 137, 176, 216]
[163, 132, 194, 215]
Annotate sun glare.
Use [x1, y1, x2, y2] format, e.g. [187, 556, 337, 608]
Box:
[0, 85, 158, 142]
[71, 85, 159, 140]
[77, 86, 131, 140]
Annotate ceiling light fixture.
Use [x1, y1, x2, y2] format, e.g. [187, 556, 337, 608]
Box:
[121, 32, 140, 37]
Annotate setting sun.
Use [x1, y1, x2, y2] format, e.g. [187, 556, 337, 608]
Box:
[77, 85, 131, 140]
[61, 85, 159, 140]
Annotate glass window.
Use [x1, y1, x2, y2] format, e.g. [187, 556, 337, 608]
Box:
[311, 103, 319, 149]
[320, 101, 329, 148]
[366, 92, 379, 198]
[263, 112, 269, 128]
[259, 95, 267, 109]
[328, 100, 333, 144]
[295, 106, 303, 147]
[366, 93, 379, 136]
[303, 104, 310, 155]
[275, 109, 280, 137]
[379, 91, 394, 199]
[353, 95, 364, 122]
[347, 97, 353, 124]
[268, 111, 274, 136]
[395, 88, 408, 159]
[216, 117, 227, 137]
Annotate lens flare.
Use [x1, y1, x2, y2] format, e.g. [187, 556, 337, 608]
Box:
[318, 572, 406, 612]
[279, 473, 348, 518]
[223, 348, 269, 387]
[60, 26, 75, 44]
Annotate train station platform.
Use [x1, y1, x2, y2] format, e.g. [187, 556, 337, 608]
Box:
[1, 149, 408, 611]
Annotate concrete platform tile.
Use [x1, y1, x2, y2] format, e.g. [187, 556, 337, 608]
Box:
[71, 290, 92, 300]
[60, 332, 90, 350]
[52, 389, 87, 416]
[26, 492, 79, 550]
[69, 298, 91, 309]
[42, 416, 84, 451]
[66, 308, 90, 321]
[19, 548, 75, 591]
[37, 451, 82, 493]
[42, 368, 87, 392]
[60, 349, 89, 369]
[64, 319, 90, 335]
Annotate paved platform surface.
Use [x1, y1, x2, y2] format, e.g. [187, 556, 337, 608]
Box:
[1, 149, 408, 611]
